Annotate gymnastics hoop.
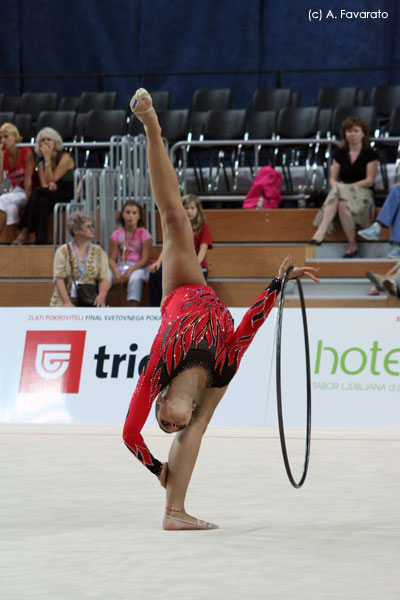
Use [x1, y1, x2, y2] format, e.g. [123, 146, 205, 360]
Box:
[276, 266, 312, 489]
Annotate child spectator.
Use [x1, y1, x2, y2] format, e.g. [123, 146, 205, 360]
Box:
[148, 194, 213, 306]
[108, 200, 152, 306]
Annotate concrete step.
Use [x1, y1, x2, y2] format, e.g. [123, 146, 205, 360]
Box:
[289, 277, 384, 298]
[313, 241, 394, 259]
[305, 257, 395, 277]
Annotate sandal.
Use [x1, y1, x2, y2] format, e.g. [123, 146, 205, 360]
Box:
[129, 88, 154, 114]
[163, 514, 218, 530]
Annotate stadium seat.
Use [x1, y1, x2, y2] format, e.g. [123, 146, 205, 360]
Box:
[371, 85, 400, 119]
[190, 88, 232, 111]
[316, 86, 358, 109]
[331, 106, 377, 137]
[35, 111, 76, 142]
[14, 114, 33, 142]
[18, 92, 58, 121]
[249, 88, 294, 112]
[77, 91, 117, 113]
[58, 96, 80, 111]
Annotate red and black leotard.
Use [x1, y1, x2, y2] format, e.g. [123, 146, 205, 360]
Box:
[123, 279, 281, 476]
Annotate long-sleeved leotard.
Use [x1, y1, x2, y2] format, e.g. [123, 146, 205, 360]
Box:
[123, 279, 281, 476]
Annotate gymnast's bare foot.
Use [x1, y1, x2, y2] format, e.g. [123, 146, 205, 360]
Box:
[163, 508, 219, 530]
[129, 88, 160, 132]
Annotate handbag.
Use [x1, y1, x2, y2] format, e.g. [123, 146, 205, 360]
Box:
[76, 282, 99, 307]
[67, 243, 99, 307]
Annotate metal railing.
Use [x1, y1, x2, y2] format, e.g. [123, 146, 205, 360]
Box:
[52, 132, 400, 252]
[52, 135, 155, 252]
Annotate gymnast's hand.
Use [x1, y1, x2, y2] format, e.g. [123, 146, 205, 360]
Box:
[278, 254, 320, 283]
[159, 462, 168, 488]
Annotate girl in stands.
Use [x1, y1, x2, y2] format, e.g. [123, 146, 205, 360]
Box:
[123, 89, 319, 530]
[0, 123, 35, 242]
[108, 200, 152, 306]
[148, 194, 213, 306]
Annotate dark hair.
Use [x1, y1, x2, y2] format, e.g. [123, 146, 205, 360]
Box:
[182, 194, 205, 233]
[340, 116, 370, 148]
[118, 200, 144, 228]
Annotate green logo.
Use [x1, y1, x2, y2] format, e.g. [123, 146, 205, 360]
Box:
[314, 340, 400, 376]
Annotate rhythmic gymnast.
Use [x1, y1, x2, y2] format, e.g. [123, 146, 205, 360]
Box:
[122, 89, 320, 530]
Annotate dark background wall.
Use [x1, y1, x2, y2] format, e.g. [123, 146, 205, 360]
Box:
[1, 0, 399, 107]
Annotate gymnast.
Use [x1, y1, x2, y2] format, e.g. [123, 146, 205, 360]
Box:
[122, 89, 320, 530]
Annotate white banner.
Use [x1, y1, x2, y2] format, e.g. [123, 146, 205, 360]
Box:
[0, 307, 399, 428]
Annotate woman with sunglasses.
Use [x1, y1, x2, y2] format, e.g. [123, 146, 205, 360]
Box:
[50, 211, 109, 307]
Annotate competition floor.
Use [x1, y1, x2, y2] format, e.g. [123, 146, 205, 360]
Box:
[1, 424, 399, 599]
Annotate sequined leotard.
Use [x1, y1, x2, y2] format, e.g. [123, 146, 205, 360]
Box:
[123, 280, 281, 476]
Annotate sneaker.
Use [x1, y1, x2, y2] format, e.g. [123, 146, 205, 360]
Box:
[382, 278, 398, 296]
[357, 223, 380, 241]
[386, 245, 400, 259]
[365, 270, 385, 292]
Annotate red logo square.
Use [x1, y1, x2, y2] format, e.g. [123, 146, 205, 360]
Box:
[19, 331, 86, 393]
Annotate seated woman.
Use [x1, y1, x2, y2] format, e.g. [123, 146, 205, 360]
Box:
[148, 194, 213, 307]
[108, 200, 152, 307]
[358, 184, 400, 259]
[0, 122, 35, 242]
[50, 211, 109, 307]
[122, 89, 319, 530]
[15, 127, 74, 245]
[311, 116, 377, 258]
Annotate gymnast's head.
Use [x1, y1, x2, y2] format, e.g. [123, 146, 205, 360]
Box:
[155, 385, 197, 434]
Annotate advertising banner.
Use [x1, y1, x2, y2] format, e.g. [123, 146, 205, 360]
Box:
[0, 307, 399, 428]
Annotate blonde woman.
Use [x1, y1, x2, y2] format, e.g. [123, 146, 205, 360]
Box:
[0, 122, 35, 242]
[15, 127, 74, 245]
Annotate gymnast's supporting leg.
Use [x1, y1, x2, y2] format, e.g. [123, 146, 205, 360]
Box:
[163, 386, 228, 530]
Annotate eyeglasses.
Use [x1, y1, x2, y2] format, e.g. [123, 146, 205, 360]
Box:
[84, 223, 94, 228]
[39, 137, 53, 142]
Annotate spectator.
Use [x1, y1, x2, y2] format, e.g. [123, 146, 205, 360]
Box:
[50, 211, 109, 307]
[358, 184, 400, 259]
[0, 122, 35, 242]
[310, 116, 377, 258]
[15, 127, 74, 245]
[148, 194, 213, 306]
[365, 265, 400, 298]
[108, 200, 152, 307]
